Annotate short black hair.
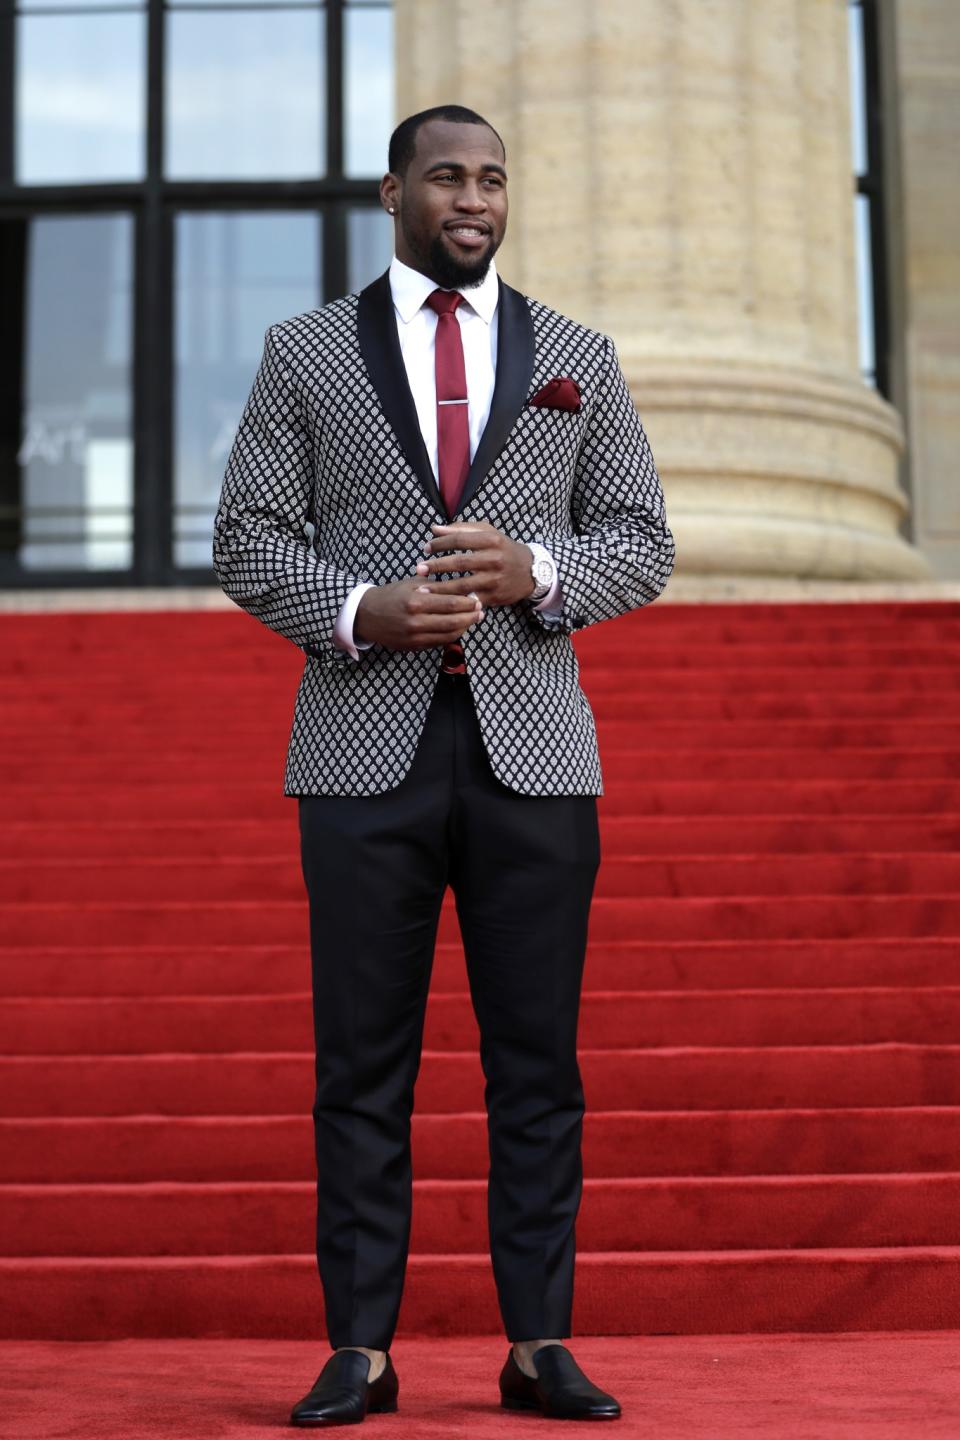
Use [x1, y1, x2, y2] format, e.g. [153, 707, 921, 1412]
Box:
[388, 105, 505, 177]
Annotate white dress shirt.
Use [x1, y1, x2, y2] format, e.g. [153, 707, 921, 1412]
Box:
[332, 254, 562, 659]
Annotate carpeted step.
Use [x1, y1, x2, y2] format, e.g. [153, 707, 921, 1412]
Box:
[5, 1107, 959, 1184]
[9, 634, 960, 675]
[4, 814, 959, 863]
[8, 638, 960, 671]
[3, 851, 958, 905]
[3, 1045, 960, 1118]
[3, 692, 953, 730]
[4, 596, 957, 635]
[3, 895, 957, 948]
[7, 719, 960, 757]
[5, 747, 958, 786]
[4, 1247, 960, 1339]
[5, 1172, 960, 1257]
[7, 664, 958, 702]
[7, 617, 959, 677]
[1, 938, 956, 999]
[7, 779, 960, 826]
[5, 986, 960, 1055]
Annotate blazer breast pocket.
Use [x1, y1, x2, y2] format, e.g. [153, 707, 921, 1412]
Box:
[519, 404, 585, 469]
[522, 403, 586, 440]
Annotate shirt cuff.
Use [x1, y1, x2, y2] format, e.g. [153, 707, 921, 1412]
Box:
[527, 541, 563, 614]
[332, 581, 376, 661]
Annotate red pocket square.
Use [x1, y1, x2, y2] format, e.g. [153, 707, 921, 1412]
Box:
[530, 376, 582, 412]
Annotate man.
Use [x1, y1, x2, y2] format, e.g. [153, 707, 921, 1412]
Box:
[213, 104, 674, 1426]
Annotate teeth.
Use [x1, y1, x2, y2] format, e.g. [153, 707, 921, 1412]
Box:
[451, 227, 483, 236]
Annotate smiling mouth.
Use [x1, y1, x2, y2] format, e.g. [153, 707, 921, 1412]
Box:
[444, 224, 490, 245]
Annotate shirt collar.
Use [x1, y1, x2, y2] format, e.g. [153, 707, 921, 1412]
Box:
[389, 253, 500, 326]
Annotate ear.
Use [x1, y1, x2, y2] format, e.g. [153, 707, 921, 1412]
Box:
[380, 173, 400, 216]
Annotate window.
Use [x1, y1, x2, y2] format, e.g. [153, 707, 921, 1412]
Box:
[1, 213, 135, 570]
[0, 0, 394, 584]
[173, 210, 323, 567]
[15, 1, 148, 185]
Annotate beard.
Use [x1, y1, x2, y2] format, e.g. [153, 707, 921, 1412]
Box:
[401, 216, 500, 290]
[427, 233, 496, 289]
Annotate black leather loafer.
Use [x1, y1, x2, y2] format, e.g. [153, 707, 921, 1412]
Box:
[290, 1349, 399, 1427]
[499, 1345, 621, 1420]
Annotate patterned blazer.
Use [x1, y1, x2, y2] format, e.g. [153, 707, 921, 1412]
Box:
[213, 270, 675, 797]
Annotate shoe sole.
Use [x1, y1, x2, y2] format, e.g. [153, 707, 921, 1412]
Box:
[290, 1416, 400, 1428]
[501, 1395, 620, 1420]
[290, 1401, 398, 1426]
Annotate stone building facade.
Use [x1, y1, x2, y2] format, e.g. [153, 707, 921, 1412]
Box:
[397, 0, 959, 582]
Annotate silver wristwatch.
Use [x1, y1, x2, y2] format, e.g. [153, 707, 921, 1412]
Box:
[529, 547, 556, 601]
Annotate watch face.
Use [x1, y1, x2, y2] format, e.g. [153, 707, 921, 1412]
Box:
[534, 559, 553, 584]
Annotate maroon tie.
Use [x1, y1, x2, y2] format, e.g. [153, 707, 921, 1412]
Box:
[425, 289, 470, 516]
[424, 289, 470, 674]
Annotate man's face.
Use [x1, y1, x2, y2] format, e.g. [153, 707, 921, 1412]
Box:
[382, 119, 508, 289]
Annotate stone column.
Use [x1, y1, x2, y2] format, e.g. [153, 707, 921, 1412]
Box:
[889, 0, 960, 579]
[395, 0, 929, 579]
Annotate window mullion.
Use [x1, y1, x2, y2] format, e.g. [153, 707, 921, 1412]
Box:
[134, 0, 172, 582]
[327, 0, 344, 178]
[0, 8, 13, 186]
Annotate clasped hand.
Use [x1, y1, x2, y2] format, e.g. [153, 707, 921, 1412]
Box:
[354, 521, 536, 652]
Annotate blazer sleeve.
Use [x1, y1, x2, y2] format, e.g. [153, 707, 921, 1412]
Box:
[212, 325, 361, 658]
[529, 335, 675, 633]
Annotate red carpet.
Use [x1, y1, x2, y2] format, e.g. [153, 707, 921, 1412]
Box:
[2, 601, 960, 1339]
[4, 1334, 960, 1439]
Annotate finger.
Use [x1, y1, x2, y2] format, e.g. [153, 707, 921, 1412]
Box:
[420, 553, 497, 575]
[426, 576, 492, 597]
[414, 586, 483, 612]
[413, 615, 483, 643]
[427, 524, 497, 551]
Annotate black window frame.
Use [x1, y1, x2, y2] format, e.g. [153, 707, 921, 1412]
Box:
[851, 0, 891, 400]
[0, 0, 387, 589]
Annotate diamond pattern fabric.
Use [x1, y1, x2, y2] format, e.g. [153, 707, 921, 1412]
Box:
[213, 281, 674, 796]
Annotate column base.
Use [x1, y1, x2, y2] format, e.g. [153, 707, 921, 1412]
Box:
[624, 357, 932, 582]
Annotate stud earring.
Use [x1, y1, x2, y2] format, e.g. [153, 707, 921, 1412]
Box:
[388, 207, 395, 214]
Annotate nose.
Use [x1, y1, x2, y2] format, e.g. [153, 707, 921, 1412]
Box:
[454, 184, 487, 213]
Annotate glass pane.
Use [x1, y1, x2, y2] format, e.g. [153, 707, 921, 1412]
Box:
[17, 2, 142, 9]
[345, 3, 393, 177]
[1, 215, 134, 572]
[167, 0, 305, 6]
[166, 0, 303, 6]
[174, 212, 321, 568]
[165, 8, 324, 179]
[347, 206, 393, 293]
[854, 193, 876, 386]
[848, 1, 868, 178]
[15, 12, 146, 184]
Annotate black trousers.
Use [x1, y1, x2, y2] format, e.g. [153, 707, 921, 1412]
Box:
[297, 669, 601, 1349]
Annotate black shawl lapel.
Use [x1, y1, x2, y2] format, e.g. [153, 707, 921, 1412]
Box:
[453, 278, 535, 518]
[355, 270, 535, 521]
[356, 270, 445, 516]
